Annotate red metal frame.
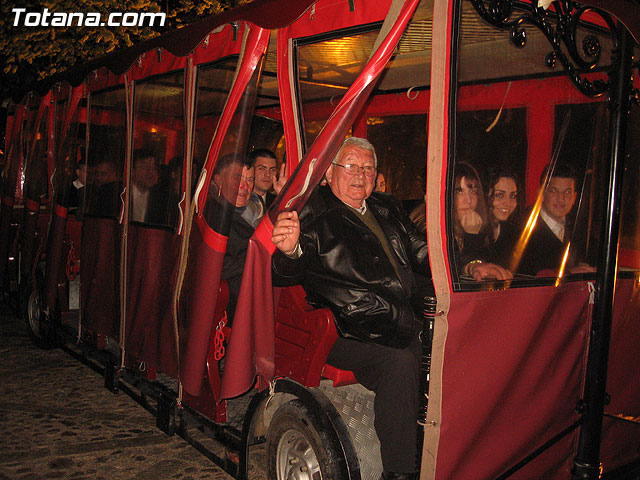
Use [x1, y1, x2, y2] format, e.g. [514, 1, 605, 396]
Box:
[221, 0, 423, 398]
[179, 25, 271, 397]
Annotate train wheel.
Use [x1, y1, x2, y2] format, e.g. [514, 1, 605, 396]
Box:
[267, 400, 342, 480]
[21, 272, 57, 349]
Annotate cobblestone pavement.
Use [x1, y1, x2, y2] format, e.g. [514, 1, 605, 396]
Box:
[0, 305, 267, 480]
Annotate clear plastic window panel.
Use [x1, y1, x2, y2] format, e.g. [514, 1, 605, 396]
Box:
[449, 1, 616, 287]
[296, 30, 379, 149]
[201, 56, 264, 233]
[132, 71, 185, 229]
[85, 87, 127, 219]
[194, 57, 239, 183]
[367, 113, 428, 205]
[23, 104, 50, 204]
[619, 56, 640, 272]
[295, 2, 432, 151]
[55, 102, 84, 213]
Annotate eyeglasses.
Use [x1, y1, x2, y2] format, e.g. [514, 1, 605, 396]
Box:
[332, 163, 377, 177]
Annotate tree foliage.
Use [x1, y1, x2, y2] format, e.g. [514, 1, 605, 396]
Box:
[163, 0, 248, 28]
[0, 0, 249, 102]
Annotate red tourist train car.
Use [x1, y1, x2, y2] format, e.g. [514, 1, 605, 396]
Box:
[2, 0, 640, 479]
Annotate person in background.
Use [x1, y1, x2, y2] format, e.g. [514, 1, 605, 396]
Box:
[375, 171, 387, 192]
[452, 162, 490, 258]
[74, 161, 86, 191]
[403, 163, 510, 280]
[146, 156, 183, 228]
[68, 160, 86, 219]
[85, 159, 121, 218]
[93, 160, 118, 187]
[130, 148, 159, 222]
[216, 155, 256, 323]
[243, 148, 287, 227]
[452, 162, 512, 280]
[250, 148, 278, 209]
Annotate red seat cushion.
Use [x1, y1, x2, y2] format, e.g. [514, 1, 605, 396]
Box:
[275, 285, 356, 387]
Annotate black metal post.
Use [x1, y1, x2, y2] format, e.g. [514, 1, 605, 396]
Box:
[571, 29, 636, 480]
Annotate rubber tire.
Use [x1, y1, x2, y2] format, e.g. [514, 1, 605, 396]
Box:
[21, 272, 58, 350]
[267, 399, 342, 480]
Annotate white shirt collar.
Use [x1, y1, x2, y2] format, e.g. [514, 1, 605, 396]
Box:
[331, 188, 367, 214]
[343, 199, 367, 215]
[131, 184, 149, 222]
[540, 208, 565, 242]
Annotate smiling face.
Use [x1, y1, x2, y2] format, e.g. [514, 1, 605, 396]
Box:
[454, 176, 479, 220]
[325, 145, 376, 208]
[235, 166, 255, 207]
[215, 163, 255, 207]
[542, 176, 576, 222]
[490, 176, 518, 223]
[214, 161, 242, 204]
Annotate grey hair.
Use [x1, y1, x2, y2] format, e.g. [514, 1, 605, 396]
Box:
[335, 137, 377, 168]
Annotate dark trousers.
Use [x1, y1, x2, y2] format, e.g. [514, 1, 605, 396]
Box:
[326, 336, 421, 473]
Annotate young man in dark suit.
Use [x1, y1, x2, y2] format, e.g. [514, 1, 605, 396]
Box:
[249, 149, 278, 212]
[517, 164, 595, 276]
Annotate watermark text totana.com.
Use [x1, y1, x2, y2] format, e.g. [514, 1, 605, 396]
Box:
[11, 8, 166, 27]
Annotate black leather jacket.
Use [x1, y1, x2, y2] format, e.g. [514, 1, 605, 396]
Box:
[272, 186, 433, 348]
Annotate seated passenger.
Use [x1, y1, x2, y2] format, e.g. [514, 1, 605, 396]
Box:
[244, 148, 287, 227]
[453, 162, 491, 258]
[85, 160, 121, 218]
[272, 137, 432, 479]
[483, 168, 520, 268]
[215, 155, 256, 323]
[66, 160, 86, 219]
[452, 162, 512, 280]
[409, 168, 427, 233]
[375, 171, 387, 192]
[217, 151, 289, 320]
[130, 148, 159, 222]
[250, 148, 278, 207]
[93, 159, 118, 188]
[517, 164, 595, 276]
[146, 156, 183, 229]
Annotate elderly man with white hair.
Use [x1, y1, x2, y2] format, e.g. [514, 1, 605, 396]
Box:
[271, 137, 431, 480]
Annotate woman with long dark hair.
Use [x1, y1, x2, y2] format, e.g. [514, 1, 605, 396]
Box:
[452, 162, 490, 260]
[483, 167, 521, 268]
